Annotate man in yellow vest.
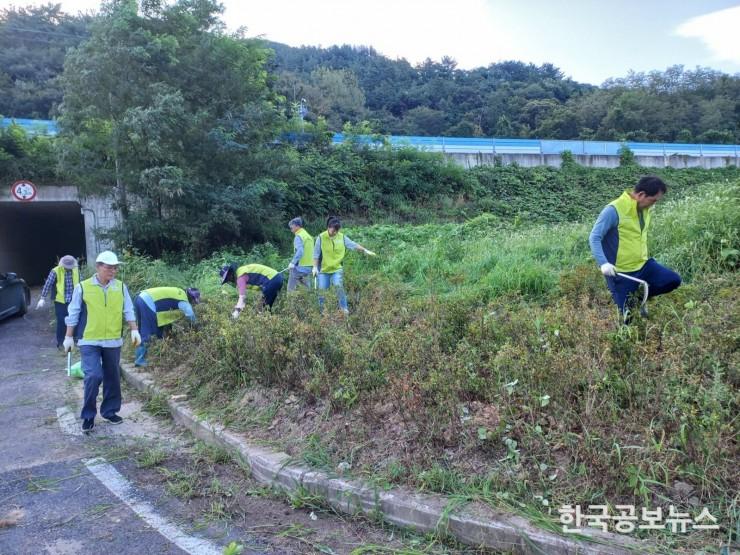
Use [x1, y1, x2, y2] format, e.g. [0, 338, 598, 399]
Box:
[589, 176, 681, 323]
[36, 255, 80, 349]
[287, 217, 314, 291]
[133, 286, 200, 366]
[63, 251, 141, 433]
[312, 216, 376, 314]
[220, 262, 284, 318]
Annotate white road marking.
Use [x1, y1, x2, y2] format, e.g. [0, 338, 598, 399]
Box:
[56, 407, 82, 436]
[83, 457, 221, 555]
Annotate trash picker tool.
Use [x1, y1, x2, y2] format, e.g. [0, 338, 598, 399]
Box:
[67, 352, 71, 377]
[616, 272, 649, 313]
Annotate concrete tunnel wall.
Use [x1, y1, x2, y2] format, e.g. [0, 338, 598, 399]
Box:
[0, 185, 117, 286]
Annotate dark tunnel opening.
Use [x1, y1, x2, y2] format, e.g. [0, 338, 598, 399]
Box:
[0, 202, 87, 286]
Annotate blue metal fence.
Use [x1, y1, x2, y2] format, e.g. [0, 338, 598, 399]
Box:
[1, 117, 58, 135]
[2, 118, 737, 158]
[333, 133, 740, 158]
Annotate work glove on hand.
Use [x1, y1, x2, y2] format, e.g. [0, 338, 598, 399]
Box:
[600, 263, 617, 277]
[131, 330, 142, 346]
[288, 262, 296, 270]
[364, 249, 376, 256]
[62, 336, 74, 353]
[312, 266, 319, 277]
[36, 298, 46, 310]
[231, 309, 241, 319]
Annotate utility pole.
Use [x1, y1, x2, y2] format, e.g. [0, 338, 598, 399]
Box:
[299, 98, 307, 133]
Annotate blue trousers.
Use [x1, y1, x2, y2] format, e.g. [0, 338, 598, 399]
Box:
[317, 269, 348, 311]
[605, 258, 681, 314]
[80, 345, 122, 420]
[54, 302, 78, 347]
[133, 296, 167, 366]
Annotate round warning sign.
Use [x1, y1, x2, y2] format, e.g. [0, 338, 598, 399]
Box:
[10, 180, 37, 201]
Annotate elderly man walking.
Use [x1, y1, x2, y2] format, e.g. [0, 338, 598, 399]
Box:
[64, 251, 141, 433]
[36, 255, 80, 349]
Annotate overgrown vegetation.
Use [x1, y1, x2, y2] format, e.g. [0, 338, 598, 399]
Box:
[119, 178, 738, 552]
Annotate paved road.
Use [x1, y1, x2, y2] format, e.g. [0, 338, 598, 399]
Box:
[0, 295, 419, 555]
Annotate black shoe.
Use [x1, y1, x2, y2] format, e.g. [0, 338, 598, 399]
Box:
[104, 414, 123, 425]
[81, 418, 94, 433]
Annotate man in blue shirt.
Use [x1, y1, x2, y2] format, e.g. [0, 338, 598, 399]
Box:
[589, 176, 681, 323]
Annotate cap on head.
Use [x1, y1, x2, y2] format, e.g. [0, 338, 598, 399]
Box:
[59, 255, 78, 270]
[326, 216, 341, 230]
[288, 217, 304, 229]
[186, 287, 201, 304]
[95, 251, 122, 265]
[219, 262, 237, 285]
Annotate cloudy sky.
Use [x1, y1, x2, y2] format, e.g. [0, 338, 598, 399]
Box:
[8, 0, 740, 85]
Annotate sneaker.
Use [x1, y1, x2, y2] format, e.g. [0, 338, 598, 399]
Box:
[81, 418, 94, 433]
[104, 414, 123, 425]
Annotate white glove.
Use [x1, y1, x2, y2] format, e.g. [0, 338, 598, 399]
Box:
[288, 262, 296, 270]
[131, 330, 142, 346]
[600, 263, 617, 277]
[36, 298, 46, 310]
[312, 266, 319, 277]
[62, 336, 74, 353]
[231, 309, 241, 319]
[365, 249, 376, 256]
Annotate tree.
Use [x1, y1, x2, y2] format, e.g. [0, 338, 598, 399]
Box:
[0, 4, 91, 118]
[58, 0, 282, 256]
[307, 67, 366, 130]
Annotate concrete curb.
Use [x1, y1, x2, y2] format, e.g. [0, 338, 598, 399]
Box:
[121, 364, 648, 554]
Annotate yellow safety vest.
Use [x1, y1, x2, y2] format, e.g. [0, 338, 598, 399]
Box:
[609, 190, 652, 272]
[80, 278, 124, 341]
[144, 287, 188, 327]
[54, 266, 79, 303]
[236, 264, 278, 291]
[318, 231, 346, 274]
[296, 228, 314, 267]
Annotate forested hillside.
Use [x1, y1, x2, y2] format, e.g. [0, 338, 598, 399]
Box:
[270, 42, 740, 142]
[0, 4, 91, 119]
[2, 4, 738, 143]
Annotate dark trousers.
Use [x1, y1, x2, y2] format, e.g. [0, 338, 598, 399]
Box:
[605, 258, 682, 314]
[54, 302, 78, 347]
[262, 273, 284, 308]
[80, 345, 122, 420]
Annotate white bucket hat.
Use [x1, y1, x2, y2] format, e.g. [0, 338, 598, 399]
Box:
[95, 250, 123, 265]
[59, 255, 78, 269]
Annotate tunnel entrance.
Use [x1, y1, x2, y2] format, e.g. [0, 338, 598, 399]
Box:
[0, 202, 86, 285]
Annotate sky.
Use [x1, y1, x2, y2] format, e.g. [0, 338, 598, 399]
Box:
[6, 0, 740, 85]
